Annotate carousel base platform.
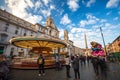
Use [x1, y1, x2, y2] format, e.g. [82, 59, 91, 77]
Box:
[11, 61, 65, 69]
[11, 65, 56, 69]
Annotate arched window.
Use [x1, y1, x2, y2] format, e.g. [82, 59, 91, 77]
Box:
[49, 30, 51, 36]
[15, 30, 18, 34]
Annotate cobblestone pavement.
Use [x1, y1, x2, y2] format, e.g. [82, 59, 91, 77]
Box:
[7, 62, 120, 80]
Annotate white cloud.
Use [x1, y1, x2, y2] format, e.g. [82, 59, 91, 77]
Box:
[0, 6, 5, 10]
[60, 9, 64, 15]
[105, 23, 111, 27]
[86, 14, 99, 21]
[6, 0, 42, 24]
[50, 4, 55, 10]
[41, 21, 46, 26]
[34, 1, 42, 13]
[113, 17, 119, 20]
[68, 27, 102, 48]
[6, 0, 28, 17]
[74, 40, 86, 48]
[79, 20, 87, 27]
[35, 1, 42, 10]
[86, 0, 96, 7]
[100, 19, 107, 23]
[25, 0, 34, 8]
[79, 14, 99, 27]
[41, 9, 51, 17]
[42, 0, 51, 6]
[106, 11, 112, 15]
[69, 21, 120, 48]
[25, 14, 42, 24]
[118, 11, 120, 15]
[41, 4, 55, 18]
[67, 0, 79, 12]
[60, 14, 71, 25]
[71, 27, 88, 33]
[66, 23, 76, 29]
[58, 28, 64, 40]
[68, 33, 74, 40]
[82, 0, 85, 4]
[106, 0, 120, 8]
[92, 25, 99, 29]
[88, 19, 96, 24]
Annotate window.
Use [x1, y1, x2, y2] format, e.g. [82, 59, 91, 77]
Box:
[24, 33, 26, 36]
[16, 26, 19, 29]
[24, 29, 27, 36]
[49, 30, 51, 36]
[14, 26, 19, 35]
[10, 48, 14, 56]
[31, 32, 33, 36]
[0, 34, 8, 42]
[118, 43, 120, 47]
[50, 21, 52, 25]
[4, 26, 8, 32]
[4, 23, 9, 32]
[15, 30, 18, 34]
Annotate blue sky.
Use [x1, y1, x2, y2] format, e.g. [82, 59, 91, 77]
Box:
[0, 0, 120, 48]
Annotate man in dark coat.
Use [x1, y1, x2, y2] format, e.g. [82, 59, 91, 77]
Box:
[37, 54, 45, 76]
[72, 55, 80, 80]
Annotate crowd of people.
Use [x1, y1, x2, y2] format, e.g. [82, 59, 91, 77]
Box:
[0, 53, 108, 80]
[64, 54, 108, 80]
[36, 53, 108, 80]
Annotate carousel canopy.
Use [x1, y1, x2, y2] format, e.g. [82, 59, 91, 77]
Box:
[10, 36, 67, 49]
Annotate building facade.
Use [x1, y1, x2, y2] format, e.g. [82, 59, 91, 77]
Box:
[63, 30, 74, 55]
[0, 9, 74, 57]
[74, 46, 84, 56]
[107, 36, 120, 54]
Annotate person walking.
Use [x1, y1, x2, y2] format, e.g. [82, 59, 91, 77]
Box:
[72, 55, 80, 80]
[91, 56, 100, 78]
[55, 53, 60, 71]
[99, 56, 108, 78]
[37, 54, 45, 76]
[65, 55, 71, 78]
[0, 55, 9, 80]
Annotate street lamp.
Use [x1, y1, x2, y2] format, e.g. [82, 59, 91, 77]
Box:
[100, 27, 107, 56]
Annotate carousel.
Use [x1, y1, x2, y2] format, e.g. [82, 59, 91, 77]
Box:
[10, 36, 67, 69]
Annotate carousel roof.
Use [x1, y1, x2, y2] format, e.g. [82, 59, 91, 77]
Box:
[9, 36, 67, 49]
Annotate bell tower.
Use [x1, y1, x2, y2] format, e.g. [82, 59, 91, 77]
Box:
[46, 16, 53, 28]
[46, 16, 59, 38]
[64, 30, 69, 41]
